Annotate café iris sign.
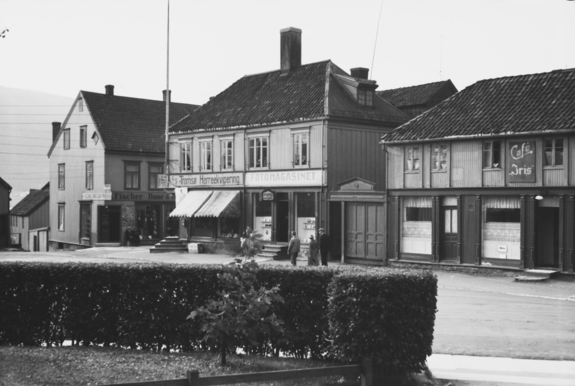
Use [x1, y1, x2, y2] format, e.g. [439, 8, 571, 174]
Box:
[508, 141, 535, 183]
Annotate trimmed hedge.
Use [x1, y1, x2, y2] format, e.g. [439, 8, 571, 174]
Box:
[0, 262, 436, 374]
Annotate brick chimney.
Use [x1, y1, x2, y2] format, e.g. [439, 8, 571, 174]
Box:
[351, 67, 369, 80]
[280, 27, 302, 75]
[105, 84, 114, 96]
[163, 89, 171, 102]
[52, 122, 61, 141]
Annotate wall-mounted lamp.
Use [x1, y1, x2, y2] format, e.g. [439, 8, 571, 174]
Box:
[535, 190, 548, 201]
[535, 194, 544, 201]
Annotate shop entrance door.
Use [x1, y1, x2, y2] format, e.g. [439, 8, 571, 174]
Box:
[276, 200, 289, 243]
[536, 207, 559, 268]
[98, 206, 121, 243]
[345, 203, 384, 259]
[440, 207, 458, 261]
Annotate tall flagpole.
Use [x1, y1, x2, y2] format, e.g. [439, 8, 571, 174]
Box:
[165, 0, 170, 187]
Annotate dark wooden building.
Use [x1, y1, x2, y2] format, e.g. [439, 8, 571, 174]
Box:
[0, 176, 12, 249]
[381, 68, 575, 273]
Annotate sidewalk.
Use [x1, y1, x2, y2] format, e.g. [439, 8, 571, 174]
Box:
[428, 354, 575, 385]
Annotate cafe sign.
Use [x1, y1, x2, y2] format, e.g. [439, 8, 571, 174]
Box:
[508, 141, 535, 183]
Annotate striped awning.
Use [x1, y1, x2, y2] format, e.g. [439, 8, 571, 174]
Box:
[194, 190, 241, 218]
[169, 190, 213, 218]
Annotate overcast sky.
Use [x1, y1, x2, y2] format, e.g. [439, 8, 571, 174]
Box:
[2, 0, 575, 105]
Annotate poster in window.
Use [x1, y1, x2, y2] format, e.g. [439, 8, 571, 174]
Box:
[508, 141, 535, 183]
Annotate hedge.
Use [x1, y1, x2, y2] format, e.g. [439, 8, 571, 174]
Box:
[0, 262, 436, 374]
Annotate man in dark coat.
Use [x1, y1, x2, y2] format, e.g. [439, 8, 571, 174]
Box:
[287, 231, 301, 266]
[318, 228, 331, 266]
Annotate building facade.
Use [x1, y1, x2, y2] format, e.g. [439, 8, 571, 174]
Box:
[381, 69, 575, 273]
[165, 27, 408, 260]
[9, 183, 50, 251]
[0, 177, 12, 249]
[47, 86, 197, 249]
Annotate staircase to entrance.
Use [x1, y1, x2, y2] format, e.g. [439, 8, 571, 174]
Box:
[259, 242, 288, 260]
[150, 236, 188, 253]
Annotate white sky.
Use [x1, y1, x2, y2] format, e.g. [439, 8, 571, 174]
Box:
[2, 0, 575, 105]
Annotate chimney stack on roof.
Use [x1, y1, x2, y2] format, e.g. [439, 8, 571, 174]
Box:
[52, 122, 61, 141]
[351, 67, 369, 80]
[105, 84, 114, 96]
[280, 27, 302, 76]
[163, 89, 171, 102]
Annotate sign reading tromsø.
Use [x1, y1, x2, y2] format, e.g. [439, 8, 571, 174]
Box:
[158, 173, 243, 188]
[508, 141, 536, 183]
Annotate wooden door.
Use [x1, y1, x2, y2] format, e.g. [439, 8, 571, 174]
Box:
[98, 206, 121, 243]
[536, 207, 559, 268]
[440, 207, 458, 261]
[345, 203, 384, 259]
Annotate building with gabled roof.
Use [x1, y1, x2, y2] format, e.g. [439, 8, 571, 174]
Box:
[47, 86, 198, 249]
[10, 183, 50, 251]
[0, 176, 12, 249]
[165, 27, 409, 262]
[377, 80, 458, 118]
[381, 68, 575, 274]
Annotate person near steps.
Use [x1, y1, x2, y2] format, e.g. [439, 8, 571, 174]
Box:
[287, 231, 301, 266]
[318, 228, 331, 266]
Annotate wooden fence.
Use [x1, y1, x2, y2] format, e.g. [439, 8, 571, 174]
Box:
[101, 358, 373, 386]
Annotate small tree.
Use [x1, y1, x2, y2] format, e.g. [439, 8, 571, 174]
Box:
[240, 227, 263, 258]
[188, 259, 284, 366]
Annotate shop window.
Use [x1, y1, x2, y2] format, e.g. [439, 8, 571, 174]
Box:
[405, 146, 420, 171]
[219, 217, 240, 238]
[148, 163, 163, 190]
[483, 140, 501, 169]
[357, 88, 374, 106]
[544, 138, 563, 167]
[248, 136, 269, 169]
[221, 139, 234, 170]
[80, 126, 87, 148]
[124, 161, 140, 190]
[405, 207, 431, 222]
[296, 193, 315, 242]
[199, 140, 212, 171]
[293, 132, 309, 167]
[431, 144, 448, 171]
[191, 217, 213, 238]
[254, 193, 272, 241]
[63, 129, 70, 150]
[85, 161, 93, 190]
[486, 208, 520, 223]
[58, 163, 65, 190]
[58, 204, 65, 231]
[136, 204, 160, 240]
[180, 141, 192, 171]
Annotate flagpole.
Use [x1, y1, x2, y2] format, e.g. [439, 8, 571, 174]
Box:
[165, 0, 170, 187]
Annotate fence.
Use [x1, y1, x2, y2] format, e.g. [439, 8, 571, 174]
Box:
[101, 359, 373, 386]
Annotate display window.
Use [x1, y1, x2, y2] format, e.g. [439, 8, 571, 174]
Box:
[296, 193, 315, 243]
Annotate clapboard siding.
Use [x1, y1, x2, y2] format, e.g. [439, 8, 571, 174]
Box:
[451, 142, 482, 187]
[387, 146, 403, 189]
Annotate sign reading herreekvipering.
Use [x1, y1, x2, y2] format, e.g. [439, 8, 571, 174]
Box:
[158, 173, 243, 188]
[508, 141, 535, 183]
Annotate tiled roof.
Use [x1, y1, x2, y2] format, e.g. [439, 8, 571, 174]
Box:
[82, 92, 198, 154]
[382, 69, 575, 143]
[170, 61, 407, 133]
[377, 80, 456, 107]
[10, 189, 49, 216]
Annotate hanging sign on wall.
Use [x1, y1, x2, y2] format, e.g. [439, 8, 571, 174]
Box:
[508, 140, 536, 183]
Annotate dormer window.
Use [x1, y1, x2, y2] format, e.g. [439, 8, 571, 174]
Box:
[358, 89, 374, 106]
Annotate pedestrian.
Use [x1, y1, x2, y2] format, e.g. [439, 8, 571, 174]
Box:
[287, 231, 301, 266]
[318, 228, 331, 266]
[307, 234, 319, 266]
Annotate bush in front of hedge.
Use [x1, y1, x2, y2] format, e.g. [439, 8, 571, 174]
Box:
[327, 267, 437, 374]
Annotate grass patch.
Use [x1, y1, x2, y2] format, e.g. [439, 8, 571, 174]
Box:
[0, 346, 351, 386]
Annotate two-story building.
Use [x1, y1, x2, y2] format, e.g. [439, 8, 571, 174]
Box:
[47, 86, 197, 249]
[381, 68, 575, 273]
[9, 183, 50, 251]
[165, 27, 408, 261]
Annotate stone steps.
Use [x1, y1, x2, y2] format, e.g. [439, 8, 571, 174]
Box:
[150, 237, 188, 253]
[514, 269, 559, 282]
[259, 243, 288, 260]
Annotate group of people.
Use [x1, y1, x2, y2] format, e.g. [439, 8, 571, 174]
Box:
[287, 228, 330, 266]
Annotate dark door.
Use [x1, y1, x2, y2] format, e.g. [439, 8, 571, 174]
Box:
[345, 203, 385, 259]
[80, 203, 91, 243]
[98, 206, 121, 243]
[440, 207, 458, 261]
[276, 200, 289, 242]
[346, 203, 366, 258]
[536, 207, 559, 268]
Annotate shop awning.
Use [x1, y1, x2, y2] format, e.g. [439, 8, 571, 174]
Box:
[194, 190, 241, 218]
[169, 190, 213, 218]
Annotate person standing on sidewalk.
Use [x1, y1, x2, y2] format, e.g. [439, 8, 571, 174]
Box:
[318, 228, 331, 266]
[287, 231, 301, 266]
[307, 235, 319, 266]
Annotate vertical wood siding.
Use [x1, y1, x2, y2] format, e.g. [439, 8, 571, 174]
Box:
[543, 168, 567, 186]
[460, 195, 480, 264]
[451, 142, 482, 187]
[423, 144, 431, 188]
[29, 200, 49, 230]
[387, 196, 399, 259]
[0, 186, 9, 214]
[431, 171, 449, 188]
[483, 170, 505, 186]
[565, 196, 574, 272]
[386, 146, 403, 189]
[404, 173, 421, 189]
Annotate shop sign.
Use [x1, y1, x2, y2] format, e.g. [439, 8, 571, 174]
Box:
[508, 141, 535, 183]
[82, 191, 111, 200]
[112, 191, 175, 201]
[261, 190, 274, 201]
[246, 169, 324, 187]
[158, 173, 243, 188]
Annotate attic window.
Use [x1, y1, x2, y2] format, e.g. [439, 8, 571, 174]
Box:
[357, 89, 374, 106]
[78, 98, 83, 112]
[92, 132, 99, 145]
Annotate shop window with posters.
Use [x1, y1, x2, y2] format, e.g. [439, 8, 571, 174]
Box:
[219, 217, 240, 238]
[192, 217, 213, 238]
[254, 194, 272, 241]
[136, 204, 160, 240]
[296, 193, 315, 243]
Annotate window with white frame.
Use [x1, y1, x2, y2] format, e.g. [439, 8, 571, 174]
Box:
[248, 136, 269, 169]
[544, 138, 563, 167]
[405, 146, 420, 171]
[85, 161, 93, 190]
[431, 143, 448, 171]
[58, 164, 65, 190]
[80, 126, 87, 148]
[63, 129, 70, 150]
[180, 140, 192, 172]
[220, 138, 234, 170]
[483, 140, 501, 169]
[357, 88, 374, 106]
[199, 140, 212, 171]
[58, 204, 65, 231]
[148, 163, 163, 190]
[293, 131, 309, 167]
[124, 161, 140, 190]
